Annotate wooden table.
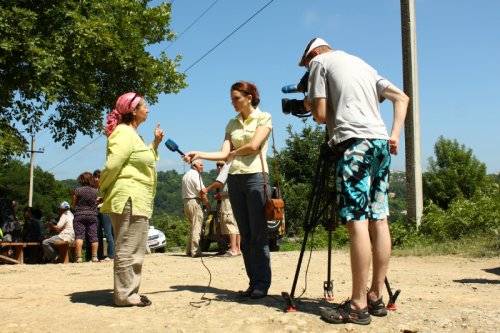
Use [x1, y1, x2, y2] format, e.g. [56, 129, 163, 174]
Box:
[0, 242, 41, 264]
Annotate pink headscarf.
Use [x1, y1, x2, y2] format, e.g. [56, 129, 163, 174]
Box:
[105, 92, 142, 137]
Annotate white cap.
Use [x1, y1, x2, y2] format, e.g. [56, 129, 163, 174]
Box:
[298, 37, 330, 66]
[59, 201, 70, 210]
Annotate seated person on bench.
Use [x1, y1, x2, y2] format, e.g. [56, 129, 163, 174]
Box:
[1, 199, 22, 242]
[22, 207, 45, 264]
[42, 202, 75, 263]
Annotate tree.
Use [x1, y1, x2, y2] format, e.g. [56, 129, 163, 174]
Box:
[276, 122, 326, 235]
[153, 168, 218, 217]
[0, 0, 186, 161]
[423, 136, 487, 209]
[0, 159, 72, 217]
[279, 122, 326, 184]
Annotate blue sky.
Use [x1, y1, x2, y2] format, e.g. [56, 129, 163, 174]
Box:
[26, 0, 500, 180]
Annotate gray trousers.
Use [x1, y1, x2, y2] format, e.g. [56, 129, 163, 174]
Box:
[110, 199, 149, 306]
[184, 198, 204, 256]
[42, 235, 64, 262]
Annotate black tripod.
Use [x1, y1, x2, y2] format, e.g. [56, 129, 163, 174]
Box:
[281, 137, 400, 312]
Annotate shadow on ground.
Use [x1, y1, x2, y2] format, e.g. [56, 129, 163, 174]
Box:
[169, 284, 333, 316]
[67, 289, 115, 307]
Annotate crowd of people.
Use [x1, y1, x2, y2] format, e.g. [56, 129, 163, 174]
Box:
[1, 37, 408, 325]
[0, 169, 115, 264]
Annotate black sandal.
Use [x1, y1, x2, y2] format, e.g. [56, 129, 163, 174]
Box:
[237, 287, 253, 297]
[368, 297, 387, 317]
[250, 289, 267, 299]
[320, 300, 371, 325]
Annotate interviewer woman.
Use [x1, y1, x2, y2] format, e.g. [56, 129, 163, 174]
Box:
[184, 81, 272, 299]
[99, 92, 164, 307]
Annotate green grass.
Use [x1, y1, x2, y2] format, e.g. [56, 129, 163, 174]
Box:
[392, 233, 499, 257]
[278, 232, 499, 258]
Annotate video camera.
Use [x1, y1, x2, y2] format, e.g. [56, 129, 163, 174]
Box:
[281, 72, 310, 117]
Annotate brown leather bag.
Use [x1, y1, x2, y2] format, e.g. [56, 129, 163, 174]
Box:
[264, 196, 285, 221]
[260, 130, 284, 221]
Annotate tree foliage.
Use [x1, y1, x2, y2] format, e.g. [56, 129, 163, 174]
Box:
[275, 122, 328, 235]
[423, 136, 487, 209]
[0, 0, 187, 161]
[279, 122, 325, 184]
[0, 159, 72, 218]
[153, 168, 218, 217]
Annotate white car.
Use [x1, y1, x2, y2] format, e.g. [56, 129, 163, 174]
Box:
[147, 226, 166, 253]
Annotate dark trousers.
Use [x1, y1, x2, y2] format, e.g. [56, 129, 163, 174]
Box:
[86, 212, 114, 260]
[227, 173, 271, 292]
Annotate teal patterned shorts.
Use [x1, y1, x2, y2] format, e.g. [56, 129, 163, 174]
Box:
[335, 139, 391, 223]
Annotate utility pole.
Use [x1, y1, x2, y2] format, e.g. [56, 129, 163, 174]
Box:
[28, 133, 44, 206]
[400, 0, 423, 228]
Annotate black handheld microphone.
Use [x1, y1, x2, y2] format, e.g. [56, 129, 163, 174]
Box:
[165, 139, 185, 156]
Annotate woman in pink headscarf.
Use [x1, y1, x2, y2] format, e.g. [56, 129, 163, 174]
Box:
[99, 92, 164, 307]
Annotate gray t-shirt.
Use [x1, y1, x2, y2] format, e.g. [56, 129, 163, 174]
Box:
[307, 50, 391, 146]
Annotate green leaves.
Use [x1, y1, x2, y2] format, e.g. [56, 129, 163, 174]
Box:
[0, 0, 187, 162]
[423, 136, 487, 209]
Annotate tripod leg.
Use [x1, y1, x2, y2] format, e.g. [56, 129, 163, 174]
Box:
[282, 226, 312, 312]
[385, 276, 401, 310]
[282, 136, 336, 312]
[323, 226, 334, 300]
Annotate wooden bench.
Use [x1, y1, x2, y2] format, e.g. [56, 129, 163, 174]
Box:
[52, 241, 76, 264]
[0, 242, 41, 264]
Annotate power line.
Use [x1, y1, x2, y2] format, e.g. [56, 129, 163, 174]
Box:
[161, 0, 220, 53]
[46, 134, 104, 172]
[183, 0, 275, 73]
[42, 0, 275, 172]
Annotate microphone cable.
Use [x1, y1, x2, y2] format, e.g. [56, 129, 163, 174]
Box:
[189, 174, 215, 308]
[294, 227, 317, 302]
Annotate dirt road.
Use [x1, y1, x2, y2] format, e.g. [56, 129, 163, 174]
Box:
[1, 250, 499, 332]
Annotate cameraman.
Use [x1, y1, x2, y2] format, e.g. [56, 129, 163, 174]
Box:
[298, 38, 408, 325]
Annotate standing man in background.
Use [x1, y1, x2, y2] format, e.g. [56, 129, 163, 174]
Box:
[298, 37, 409, 325]
[202, 160, 241, 257]
[182, 160, 210, 258]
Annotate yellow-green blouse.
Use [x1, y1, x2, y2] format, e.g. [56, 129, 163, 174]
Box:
[226, 108, 272, 175]
[99, 124, 158, 218]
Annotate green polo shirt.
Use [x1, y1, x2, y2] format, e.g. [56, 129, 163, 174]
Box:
[99, 124, 158, 218]
[225, 108, 272, 175]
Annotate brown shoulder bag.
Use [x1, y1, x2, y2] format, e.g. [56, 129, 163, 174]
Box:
[260, 130, 284, 221]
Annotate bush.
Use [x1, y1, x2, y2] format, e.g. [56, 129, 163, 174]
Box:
[150, 213, 190, 251]
[390, 218, 421, 248]
[280, 223, 350, 251]
[419, 191, 500, 243]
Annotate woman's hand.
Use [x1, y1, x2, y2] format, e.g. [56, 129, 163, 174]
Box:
[183, 151, 200, 164]
[152, 123, 165, 150]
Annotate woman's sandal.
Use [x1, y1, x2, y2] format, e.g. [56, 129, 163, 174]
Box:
[320, 300, 372, 325]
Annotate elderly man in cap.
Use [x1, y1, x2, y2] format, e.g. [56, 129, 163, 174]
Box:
[42, 201, 75, 263]
[298, 37, 409, 325]
[182, 160, 210, 257]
